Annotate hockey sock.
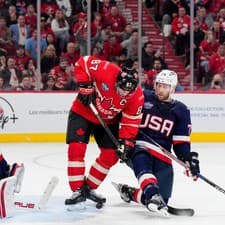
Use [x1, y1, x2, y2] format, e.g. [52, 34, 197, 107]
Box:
[67, 142, 86, 191]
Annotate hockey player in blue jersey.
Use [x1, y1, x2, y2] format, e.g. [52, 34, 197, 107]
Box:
[114, 69, 200, 216]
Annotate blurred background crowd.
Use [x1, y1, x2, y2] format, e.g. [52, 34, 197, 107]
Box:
[0, 0, 224, 91]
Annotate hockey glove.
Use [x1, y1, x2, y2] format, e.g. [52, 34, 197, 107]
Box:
[117, 139, 135, 163]
[0, 158, 10, 180]
[184, 152, 200, 181]
[77, 83, 95, 106]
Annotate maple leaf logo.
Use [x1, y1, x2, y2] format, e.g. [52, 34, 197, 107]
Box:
[101, 98, 113, 110]
[76, 128, 85, 136]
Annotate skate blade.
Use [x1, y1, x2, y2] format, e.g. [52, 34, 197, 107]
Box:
[111, 182, 120, 192]
[111, 182, 130, 203]
[148, 203, 170, 217]
[66, 202, 86, 211]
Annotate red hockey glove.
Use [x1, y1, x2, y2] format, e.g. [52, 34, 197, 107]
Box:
[117, 139, 135, 163]
[77, 83, 95, 106]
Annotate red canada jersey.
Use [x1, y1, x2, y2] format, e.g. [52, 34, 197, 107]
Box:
[71, 56, 144, 139]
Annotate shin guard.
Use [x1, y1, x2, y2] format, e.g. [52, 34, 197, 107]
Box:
[0, 176, 16, 218]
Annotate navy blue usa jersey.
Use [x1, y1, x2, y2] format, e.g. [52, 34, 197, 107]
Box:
[136, 90, 191, 164]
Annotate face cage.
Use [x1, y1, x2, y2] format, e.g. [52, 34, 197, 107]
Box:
[116, 83, 137, 98]
[118, 79, 137, 91]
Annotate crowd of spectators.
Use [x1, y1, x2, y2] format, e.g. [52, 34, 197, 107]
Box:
[0, 0, 170, 92]
[0, 0, 224, 91]
[154, 0, 225, 90]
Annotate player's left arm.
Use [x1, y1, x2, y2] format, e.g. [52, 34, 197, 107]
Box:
[172, 102, 200, 180]
[119, 88, 144, 139]
[116, 88, 144, 162]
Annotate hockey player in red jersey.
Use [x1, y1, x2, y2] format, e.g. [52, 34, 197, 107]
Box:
[113, 70, 200, 216]
[65, 56, 144, 207]
[0, 151, 24, 218]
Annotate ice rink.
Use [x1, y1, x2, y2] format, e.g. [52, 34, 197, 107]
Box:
[1, 142, 225, 225]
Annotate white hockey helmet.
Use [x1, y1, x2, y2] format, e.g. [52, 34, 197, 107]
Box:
[155, 69, 178, 90]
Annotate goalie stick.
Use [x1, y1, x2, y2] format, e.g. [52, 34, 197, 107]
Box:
[14, 176, 59, 210]
[139, 130, 225, 196]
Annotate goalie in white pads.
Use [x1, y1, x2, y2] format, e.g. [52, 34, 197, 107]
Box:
[0, 150, 24, 218]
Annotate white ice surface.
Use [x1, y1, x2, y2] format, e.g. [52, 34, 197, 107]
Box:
[1, 142, 225, 225]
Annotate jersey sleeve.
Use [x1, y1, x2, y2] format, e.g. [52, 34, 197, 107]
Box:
[74, 56, 102, 83]
[172, 101, 192, 159]
[119, 87, 144, 139]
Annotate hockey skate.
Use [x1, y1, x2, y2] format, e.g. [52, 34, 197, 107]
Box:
[146, 193, 169, 217]
[83, 182, 106, 209]
[65, 181, 106, 209]
[65, 188, 86, 206]
[9, 163, 24, 193]
[112, 182, 135, 203]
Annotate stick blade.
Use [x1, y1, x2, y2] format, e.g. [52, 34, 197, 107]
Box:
[37, 176, 59, 210]
[168, 205, 195, 216]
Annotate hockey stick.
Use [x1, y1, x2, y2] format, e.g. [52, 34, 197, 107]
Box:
[139, 130, 225, 195]
[14, 176, 59, 210]
[89, 102, 120, 148]
[90, 102, 225, 195]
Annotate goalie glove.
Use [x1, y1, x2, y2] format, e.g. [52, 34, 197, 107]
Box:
[183, 152, 200, 181]
[116, 139, 135, 163]
[0, 158, 10, 180]
[77, 82, 95, 106]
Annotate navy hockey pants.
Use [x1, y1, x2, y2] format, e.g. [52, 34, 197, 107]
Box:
[130, 149, 174, 203]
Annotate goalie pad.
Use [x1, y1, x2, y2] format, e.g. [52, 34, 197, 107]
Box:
[0, 176, 16, 218]
[10, 163, 24, 193]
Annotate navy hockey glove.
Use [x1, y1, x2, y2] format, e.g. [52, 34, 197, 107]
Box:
[0, 158, 10, 180]
[184, 152, 200, 181]
[117, 139, 135, 163]
[77, 83, 95, 106]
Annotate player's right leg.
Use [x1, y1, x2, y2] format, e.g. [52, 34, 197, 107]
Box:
[0, 176, 16, 218]
[65, 141, 87, 204]
[132, 150, 168, 215]
[65, 111, 92, 205]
